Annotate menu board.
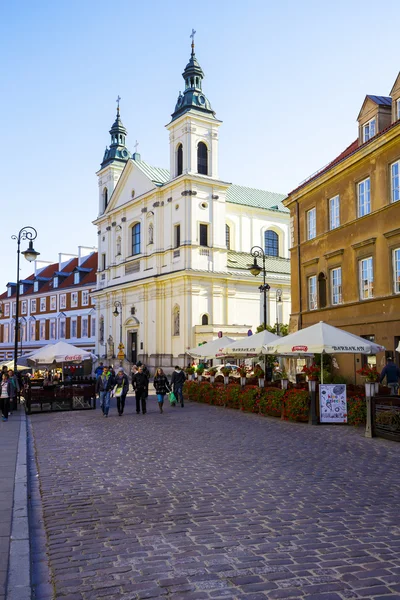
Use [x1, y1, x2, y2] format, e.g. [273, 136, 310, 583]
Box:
[319, 384, 347, 423]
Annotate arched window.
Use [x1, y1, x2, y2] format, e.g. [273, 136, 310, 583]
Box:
[148, 223, 154, 245]
[177, 144, 183, 176]
[318, 272, 327, 308]
[132, 223, 141, 256]
[173, 305, 180, 336]
[116, 236, 121, 256]
[264, 230, 279, 257]
[103, 187, 108, 210]
[197, 142, 208, 175]
[225, 224, 231, 250]
[201, 314, 209, 325]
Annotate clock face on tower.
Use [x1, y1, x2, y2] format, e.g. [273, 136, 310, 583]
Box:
[198, 95, 206, 105]
[120, 149, 129, 158]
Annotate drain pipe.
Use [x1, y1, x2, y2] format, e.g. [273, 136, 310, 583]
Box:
[296, 199, 303, 330]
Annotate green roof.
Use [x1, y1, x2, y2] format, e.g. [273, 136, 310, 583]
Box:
[226, 185, 288, 212]
[134, 159, 170, 186]
[227, 251, 290, 275]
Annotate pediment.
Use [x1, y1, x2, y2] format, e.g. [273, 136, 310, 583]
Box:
[105, 160, 158, 214]
[390, 72, 400, 98]
[357, 96, 378, 123]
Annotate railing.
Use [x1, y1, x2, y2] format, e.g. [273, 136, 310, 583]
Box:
[372, 396, 400, 442]
[199, 248, 210, 257]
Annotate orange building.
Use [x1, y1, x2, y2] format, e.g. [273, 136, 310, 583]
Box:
[285, 72, 400, 380]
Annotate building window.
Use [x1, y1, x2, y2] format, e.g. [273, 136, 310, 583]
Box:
[307, 208, 316, 240]
[225, 224, 231, 250]
[82, 290, 89, 306]
[71, 318, 77, 338]
[391, 161, 400, 203]
[12, 302, 16, 316]
[308, 276, 317, 310]
[329, 195, 340, 230]
[177, 143, 183, 176]
[197, 142, 208, 175]
[50, 296, 56, 311]
[40, 321, 46, 340]
[33, 281, 39, 292]
[363, 118, 376, 142]
[4, 304, 10, 317]
[4, 324, 9, 343]
[393, 249, 400, 294]
[40, 298, 46, 312]
[199, 223, 208, 247]
[397, 99, 400, 121]
[71, 292, 78, 308]
[148, 223, 154, 245]
[21, 301, 27, 315]
[132, 223, 141, 255]
[29, 320, 35, 341]
[50, 320, 56, 340]
[53, 276, 58, 289]
[331, 267, 342, 305]
[174, 224, 181, 248]
[19, 284, 24, 295]
[173, 305, 180, 336]
[7, 287, 11, 298]
[60, 294, 66, 310]
[59, 318, 66, 339]
[359, 257, 374, 299]
[81, 316, 88, 338]
[201, 314, 209, 325]
[91, 317, 96, 338]
[31, 299, 36, 313]
[103, 187, 108, 210]
[74, 272, 80, 284]
[101, 253, 106, 271]
[358, 177, 371, 217]
[264, 230, 279, 256]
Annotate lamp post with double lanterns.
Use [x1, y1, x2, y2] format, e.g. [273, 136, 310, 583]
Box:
[275, 289, 282, 335]
[249, 246, 270, 329]
[113, 301, 125, 362]
[12, 227, 40, 407]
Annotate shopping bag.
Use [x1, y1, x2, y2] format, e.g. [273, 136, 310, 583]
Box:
[114, 386, 123, 398]
[168, 391, 177, 405]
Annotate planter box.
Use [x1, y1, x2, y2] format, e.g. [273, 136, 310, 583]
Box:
[240, 377, 246, 387]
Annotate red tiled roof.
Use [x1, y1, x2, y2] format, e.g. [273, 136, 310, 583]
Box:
[288, 119, 400, 197]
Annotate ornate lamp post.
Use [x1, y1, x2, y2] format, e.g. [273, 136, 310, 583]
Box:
[12, 228, 40, 382]
[249, 246, 270, 329]
[113, 301, 125, 362]
[275, 289, 282, 335]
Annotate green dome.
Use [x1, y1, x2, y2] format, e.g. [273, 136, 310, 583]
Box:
[101, 105, 131, 168]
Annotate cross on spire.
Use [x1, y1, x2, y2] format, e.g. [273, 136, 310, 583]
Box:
[116, 95, 121, 114]
[134, 140, 139, 152]
[190, 28, 196, 53]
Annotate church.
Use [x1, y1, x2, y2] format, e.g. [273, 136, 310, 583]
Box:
[92, 36, 291, 369]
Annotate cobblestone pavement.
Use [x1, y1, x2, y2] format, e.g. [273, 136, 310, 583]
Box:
[30, 393, 400, 600]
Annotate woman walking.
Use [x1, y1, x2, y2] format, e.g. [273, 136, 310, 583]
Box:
[153, 368, 171, 414]
[0, 372, 12, 422]
[114, 368, 129, 416]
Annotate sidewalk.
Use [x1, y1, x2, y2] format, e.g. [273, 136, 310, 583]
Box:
[0, 412, 20, 600]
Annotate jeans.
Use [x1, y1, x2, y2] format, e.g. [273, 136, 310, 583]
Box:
[136, 390, 147, 414]
[388, 382, 399, 395]
[0, 397, 10, 419]
[99, 390, 111, 415]
[117, 393, 127, 415]
[174, 385, 184, 406]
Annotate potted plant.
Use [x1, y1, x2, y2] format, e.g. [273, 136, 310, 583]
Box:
[254, 365, 265, 388]
[302, 363, 320, 381]
[206, 367, 218, 384]
[221, 366, 231, 385]
[196, 366, 205, 382]
[236, 365, 247, 387]
[275, 369, 289, 389]
[185, 366, 195, 380]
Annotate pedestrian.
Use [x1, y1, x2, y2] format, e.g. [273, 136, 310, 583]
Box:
[153, 368, 171, 414]
[0, 372, 12, 422]
[113, 368, 129, 416]
[171, 365, 187, 407]
[132, 365, 149, 414]
[8, 369, 20, 414]
[379, 357, 400, 395]
[131, 364, 138, 391]
[95, 362, 104, 378]
[95, 366, 114, 417]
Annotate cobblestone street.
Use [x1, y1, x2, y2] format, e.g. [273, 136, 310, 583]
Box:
[30, 394, 400, 600]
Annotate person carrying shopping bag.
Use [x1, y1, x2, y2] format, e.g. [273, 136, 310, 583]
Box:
[153, 368, 171, 413]
[95, 366, 114, 417]
[171, 365, 187, 407]
[113, 368, 130, 416]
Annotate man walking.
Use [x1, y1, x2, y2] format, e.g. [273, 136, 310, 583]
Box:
[379, 357, 400, 395]
[171, 365, 186, 407]
[95, 366, 114, 416]
[132, 366, 149, 414]
[114, 368, 129, 416]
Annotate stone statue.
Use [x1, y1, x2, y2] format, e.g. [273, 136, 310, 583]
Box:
[107, 335, 114, 359]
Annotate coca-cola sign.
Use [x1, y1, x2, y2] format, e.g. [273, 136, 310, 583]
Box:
[64, 355, 83, 361]
[292, 345, 308, 352]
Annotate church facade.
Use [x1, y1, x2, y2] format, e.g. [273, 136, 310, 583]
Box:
[93, 39, 291, 369]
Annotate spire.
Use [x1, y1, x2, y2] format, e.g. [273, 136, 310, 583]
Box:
[170, 31, 216, 122]
[101, 96, 131, 168]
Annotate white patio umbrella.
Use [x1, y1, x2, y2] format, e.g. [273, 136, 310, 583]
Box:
[263, 321, 385, 383]
[187, 336, 236, 360]
[27, 341, 94, 366]
[220, 330, 280, 357]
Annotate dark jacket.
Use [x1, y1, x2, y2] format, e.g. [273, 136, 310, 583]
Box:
[96, 374, 115, 393]
[0, 380, 12, 398]
[171, 369, 186, 389]
[153, 374, 171, 396]
[133, 372, 149, 396]
[114, 373, 129, 395]
[380, 363, 400, 384]
[9, 375, 20, 399]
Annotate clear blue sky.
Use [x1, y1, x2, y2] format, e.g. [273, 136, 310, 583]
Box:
[1, 0, 399, 285]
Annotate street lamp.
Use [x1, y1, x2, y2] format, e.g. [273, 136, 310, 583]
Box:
[249, 246, 270, 329]
[12, 227, 39, 407]
[113, 300, 125, 362]
[276, 289, 282, 335]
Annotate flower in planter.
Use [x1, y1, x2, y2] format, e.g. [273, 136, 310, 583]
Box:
[356, 365, 380, 382]
[185, 366, 195, 375]
[238, 365, 247, 377]
[301, 363, 320, 380]
[253, 365, 265, 378]
[221, 367, 232, 377]
[206, 367, 218, 376]
[274, 369, 288, 381]
[196, 366, 205, 376]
